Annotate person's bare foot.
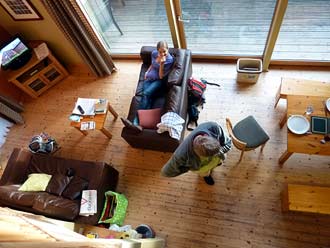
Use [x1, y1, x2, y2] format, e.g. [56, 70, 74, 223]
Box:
[121, 117, 143, 132]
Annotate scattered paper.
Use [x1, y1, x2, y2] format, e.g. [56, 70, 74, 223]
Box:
[72, 98, 96, 116]
[33, 43, 49, 60]
[80, 121, 95, 130]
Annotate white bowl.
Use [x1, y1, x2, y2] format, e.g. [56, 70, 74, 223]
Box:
[287, 115, 310, 135]
[326, 98, 330, 112]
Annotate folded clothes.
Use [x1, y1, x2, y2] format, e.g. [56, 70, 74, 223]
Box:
[157, 112, 185, 140]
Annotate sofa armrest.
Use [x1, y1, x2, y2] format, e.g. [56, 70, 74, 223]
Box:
[140, 46, 155, 65]
[0, 148, 32, 185]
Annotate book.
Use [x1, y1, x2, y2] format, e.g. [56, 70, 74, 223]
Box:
[94, 99, 108, 114]
[79, 190, 97, 216]
[80, 121, 95, 130]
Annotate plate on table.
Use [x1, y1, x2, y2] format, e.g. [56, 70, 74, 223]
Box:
[287, 115, 310, 135]
[326, 98, 330, 112]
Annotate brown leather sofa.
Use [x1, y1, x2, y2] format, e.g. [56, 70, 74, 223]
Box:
[0, 148, 119, 224]
[121, 46, 192, 152]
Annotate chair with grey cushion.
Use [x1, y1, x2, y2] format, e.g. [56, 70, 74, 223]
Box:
[226, 116, 269, 162]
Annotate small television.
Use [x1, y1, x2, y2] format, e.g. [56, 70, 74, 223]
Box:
[0, 36, 32, 70]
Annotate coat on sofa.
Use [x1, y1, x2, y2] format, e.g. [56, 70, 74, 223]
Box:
[0, 148, 119, 224]
[121, 46, 192, 152]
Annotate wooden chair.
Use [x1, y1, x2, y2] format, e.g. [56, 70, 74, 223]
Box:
[226, 116, 269, 162]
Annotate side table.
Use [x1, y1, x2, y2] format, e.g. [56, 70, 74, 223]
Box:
[70, 100, 118, 139]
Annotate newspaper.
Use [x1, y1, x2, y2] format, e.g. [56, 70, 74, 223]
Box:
[79, 190, 97, 216]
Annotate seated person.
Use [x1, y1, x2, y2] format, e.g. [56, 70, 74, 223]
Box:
[121, 41, 174, 132]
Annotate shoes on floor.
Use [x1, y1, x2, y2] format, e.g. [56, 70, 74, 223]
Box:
[203, 175, 215, 185]
[121, 117, 143, 133]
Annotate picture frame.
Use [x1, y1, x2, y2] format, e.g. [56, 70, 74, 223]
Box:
[0, 0, 43, 21]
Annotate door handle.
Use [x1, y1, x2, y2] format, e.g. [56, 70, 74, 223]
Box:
[177, 16, 190, 23]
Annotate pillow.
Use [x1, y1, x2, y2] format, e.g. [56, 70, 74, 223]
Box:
[19, 173, 52, 192]
[46, 174, 72, 196]
[138, 108, 162, 129]
[62, 176, 89, 200]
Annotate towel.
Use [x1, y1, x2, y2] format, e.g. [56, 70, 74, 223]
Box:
[157, 112, 185, 140]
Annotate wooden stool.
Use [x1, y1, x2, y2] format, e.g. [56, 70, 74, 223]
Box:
[282, 184, 330, 215]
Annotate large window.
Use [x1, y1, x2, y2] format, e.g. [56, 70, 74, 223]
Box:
[272, 0, 330, 61]
[77, 0, 173, 54]
[180, 0, 276, 56]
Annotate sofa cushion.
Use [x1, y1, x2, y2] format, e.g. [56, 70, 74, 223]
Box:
[62, 176, 89, 200]
[138, 108, 162, 129]
[167, 49, 186, 86]
[32, 194, 79, 221]
[164, 85, 182, 113]
[46, 174, 72, 196]
[19, 173, 52, 192]
[0, 184, 42, 207]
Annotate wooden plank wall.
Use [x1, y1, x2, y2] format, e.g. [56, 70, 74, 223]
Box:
[0, 60, 330, 248]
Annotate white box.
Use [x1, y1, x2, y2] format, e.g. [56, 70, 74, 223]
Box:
[236, 58, 263, 83]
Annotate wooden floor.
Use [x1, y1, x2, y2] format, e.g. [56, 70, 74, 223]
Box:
[88, 0, 330, 60]
[1, 61, 330, 248]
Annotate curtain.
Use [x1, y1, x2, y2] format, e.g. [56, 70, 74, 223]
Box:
[42, 0, 115, 77]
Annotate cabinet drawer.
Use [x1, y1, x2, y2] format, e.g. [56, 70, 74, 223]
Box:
[28, 78, 47, 92]
[16, 58, 51, 83]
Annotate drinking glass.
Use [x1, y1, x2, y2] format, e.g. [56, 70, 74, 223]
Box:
[306, 105, 314, 115]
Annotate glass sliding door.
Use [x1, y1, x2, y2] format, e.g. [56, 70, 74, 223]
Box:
[76, 0, 173, 54]
[177, 0, 277, 56]
[272, 0, 330, 61]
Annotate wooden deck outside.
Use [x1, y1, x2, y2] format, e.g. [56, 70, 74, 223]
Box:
[85, 0, 330, 61]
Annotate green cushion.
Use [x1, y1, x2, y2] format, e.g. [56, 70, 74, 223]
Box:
[233, 115, 269, 148]
[19, 173, 52, 192]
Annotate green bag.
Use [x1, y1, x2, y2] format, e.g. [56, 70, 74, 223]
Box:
[99, 191, 128, 226]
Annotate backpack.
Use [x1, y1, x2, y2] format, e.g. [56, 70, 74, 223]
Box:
[187, 77, 220, 130]
[188, 77, 207, 106]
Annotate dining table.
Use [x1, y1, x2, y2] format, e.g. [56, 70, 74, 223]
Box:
[278, 95, 330, 165]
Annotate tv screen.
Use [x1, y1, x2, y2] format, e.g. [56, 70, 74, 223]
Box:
[0, 37, 31, 70]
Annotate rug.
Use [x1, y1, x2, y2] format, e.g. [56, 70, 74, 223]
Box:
[0, 117, 13, 149]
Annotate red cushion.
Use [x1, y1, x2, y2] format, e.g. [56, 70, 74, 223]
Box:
[138, 108, 162, 129]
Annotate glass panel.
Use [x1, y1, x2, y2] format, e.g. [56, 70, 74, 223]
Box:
[77, 0, 173, 54]
[180, 0, 276, 56]
[44, 68, 60, 82]
[28, 79, 46, 92]
[272, 0, 330, 61]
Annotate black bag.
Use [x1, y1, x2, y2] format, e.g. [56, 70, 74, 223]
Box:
[187, 104, 199, 131]
[28, 132, 59, 154]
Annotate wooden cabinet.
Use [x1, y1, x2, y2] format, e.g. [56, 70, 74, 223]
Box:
[3, 42, 69, 98]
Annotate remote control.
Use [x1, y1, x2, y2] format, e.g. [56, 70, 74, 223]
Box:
[77, 105, 85, 114]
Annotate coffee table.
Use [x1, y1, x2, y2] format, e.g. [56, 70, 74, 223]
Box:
[278, 95, 330, 165]
[70, 99, 118, 139]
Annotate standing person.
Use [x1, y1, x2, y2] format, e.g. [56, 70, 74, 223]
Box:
[161, 121, 232, 185]
[121, 41, 174, 131]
